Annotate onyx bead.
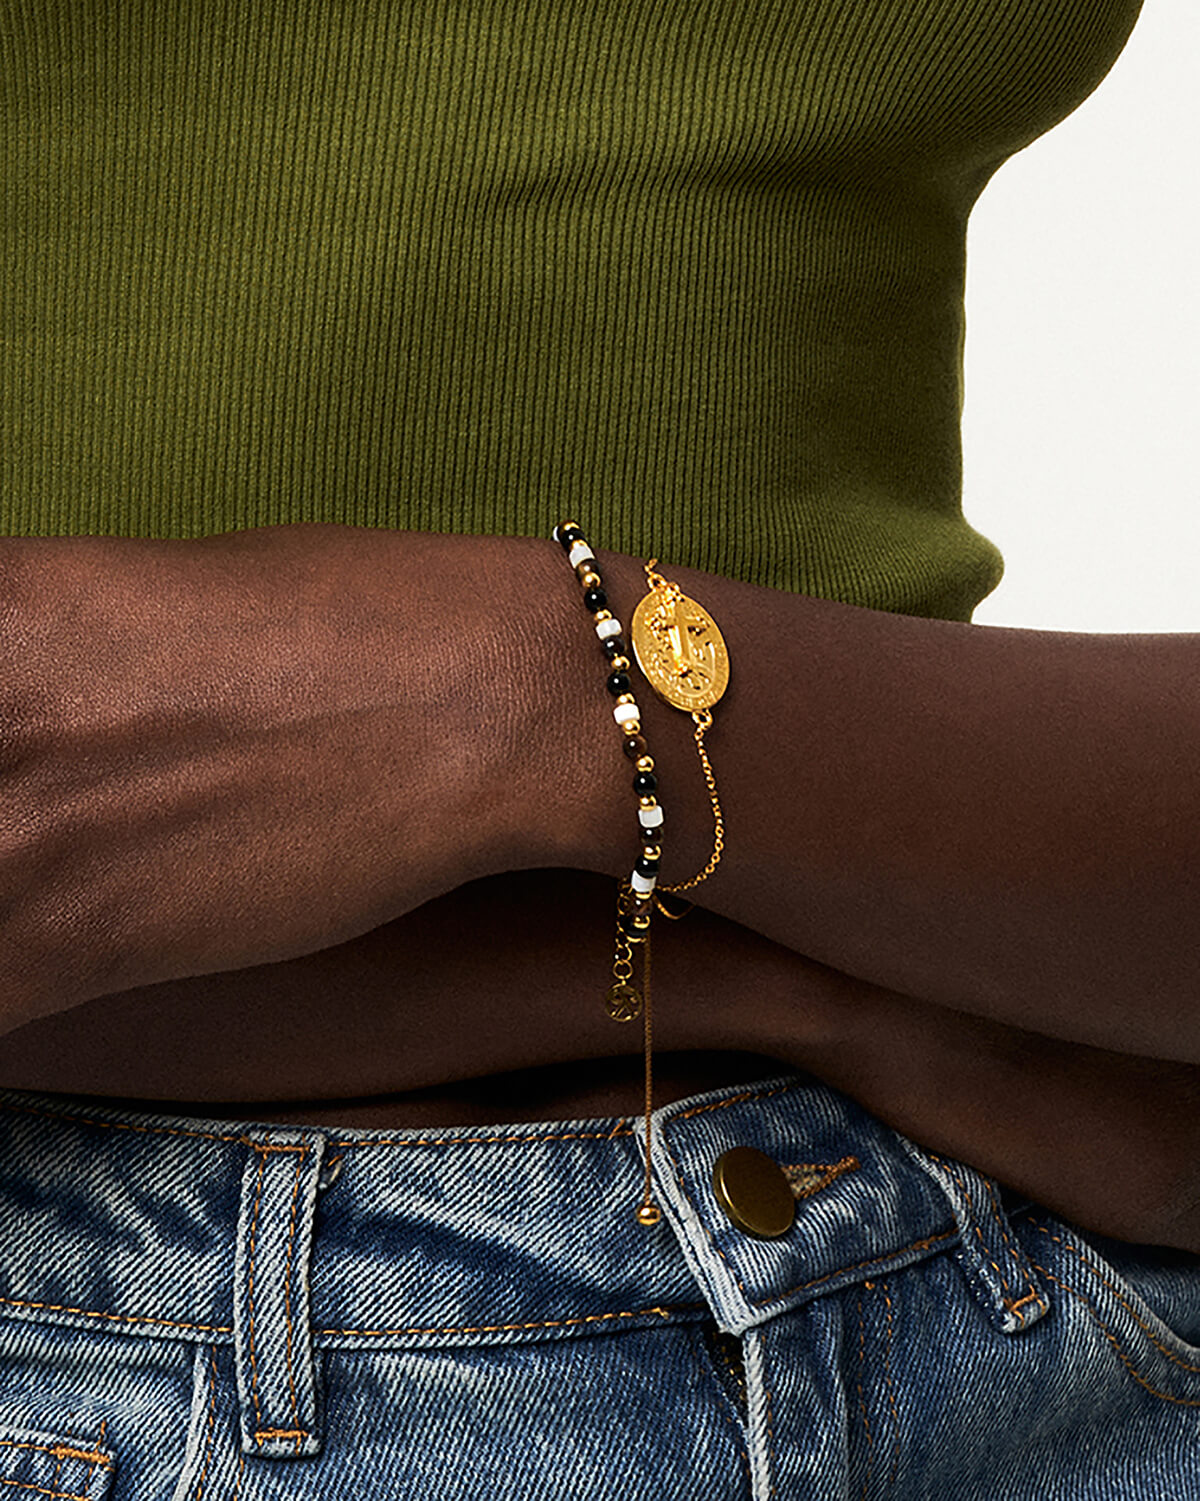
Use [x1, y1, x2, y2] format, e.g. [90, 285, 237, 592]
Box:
[632, 770, 658, 795]
[606, 670, 632, 697]
[557, 524, 584, 550]
[601, 634, 628, 661]
[583, 586, 608, 612]
[639, 821, 663, 843]
[622, 733, 648, 761]
[635, 854, 660, 877]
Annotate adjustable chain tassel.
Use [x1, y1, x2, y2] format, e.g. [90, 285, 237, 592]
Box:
[607, 880, 661, 1225]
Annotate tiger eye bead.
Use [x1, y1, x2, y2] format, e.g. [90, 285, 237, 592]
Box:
[622, 734, 649, 761]
[576, 563, 601, 585]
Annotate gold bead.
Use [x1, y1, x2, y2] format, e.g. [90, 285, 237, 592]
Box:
[593, 608, 613, 622]
[642, 843, 661, 860]
[635, 755, 654, 772]
[636, 1203, 663, 1227]
[639, 795, 658, 809]
[610, 655, 631, 671]
[616, 693, 636, 706]
[579, 570, 601, 588]
[623, 720, 641, 735]
[560, 519, 581, 533]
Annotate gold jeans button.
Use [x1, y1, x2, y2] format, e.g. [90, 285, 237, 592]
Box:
[711, 1146, 796, 1239]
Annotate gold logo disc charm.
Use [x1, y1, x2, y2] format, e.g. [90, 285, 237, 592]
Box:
[605, 983, 643, 1021]
[630, 575, 730, 713]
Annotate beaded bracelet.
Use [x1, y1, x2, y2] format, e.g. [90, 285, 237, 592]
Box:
[552, 520, 730, 1226]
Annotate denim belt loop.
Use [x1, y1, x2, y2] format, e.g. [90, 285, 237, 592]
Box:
[898, 1138, 1051, 1335]
[232, 1129, 328, 1458]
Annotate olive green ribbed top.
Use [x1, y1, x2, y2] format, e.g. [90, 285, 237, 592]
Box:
[1, 0, 1141, 619]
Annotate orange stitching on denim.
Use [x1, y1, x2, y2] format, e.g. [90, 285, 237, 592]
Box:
[280, 1150, 305, 1437]
[1028, 1257, 1200, 1407]
[254, 1429, 307, 1442]
[781, 1156, 860, 1201]
[783, 1231, 958, 1303]
[1023, 1219, 1200, 1373]
[875, 1280, 901, 1490]
[671, 1081, 801, 1123]
[318, 1303, 682, 1339]
[980, 1175, 1044, 1314]
[0, 1446, 110, 1470]
[192, 1348, 218, 1501]
[231, 1450, 245, 1501]
[46, 1462, 59, 1500]
[0, 1293, 231, 1334]
[0, 1483, 90, 1501]
[1003, 1290, 1044, 1326]
[855, 1289, 873, 1501]
[925, 1153, 1021, 1303]
[242, 1142, 306, 1154]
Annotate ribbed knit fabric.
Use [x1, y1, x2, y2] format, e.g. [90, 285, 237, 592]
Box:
[1, 0, 1141, 619]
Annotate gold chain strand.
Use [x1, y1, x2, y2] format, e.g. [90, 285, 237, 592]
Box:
[657, 709, 724, 896]
[635, 922, 661, 1225]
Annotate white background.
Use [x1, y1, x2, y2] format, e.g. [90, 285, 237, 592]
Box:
[962, 0, 1197, 632]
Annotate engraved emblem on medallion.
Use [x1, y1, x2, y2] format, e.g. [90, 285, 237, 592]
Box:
[630, 591, 730, 712]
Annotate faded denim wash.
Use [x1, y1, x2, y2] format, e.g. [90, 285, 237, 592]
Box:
[0, 1073, 1197, 1498]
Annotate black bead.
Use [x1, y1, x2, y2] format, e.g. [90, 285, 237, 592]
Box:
[583, 586, 608, 612]
[632, 771, 658, 795]
[639, 821, 663, 843]
[622, 733, 648, 761]
[605, 670, 632, 697]
[601, 634, 627, 660]
[635, 854, 660, 877]
[557, 523, 584, 550]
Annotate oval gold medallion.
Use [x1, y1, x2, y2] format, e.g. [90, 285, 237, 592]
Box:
[630, 590, 729, 713]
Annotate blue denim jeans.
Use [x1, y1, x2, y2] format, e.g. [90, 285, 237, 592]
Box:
[0, 1073, 1197, 1499]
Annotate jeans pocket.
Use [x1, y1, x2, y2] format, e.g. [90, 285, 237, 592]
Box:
[1012, 1207, 1200, 1404]
[0, 1422, 116, 1501]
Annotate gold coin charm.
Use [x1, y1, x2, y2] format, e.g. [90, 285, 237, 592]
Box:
[605, 983, 643, 1022]
[630, 578, 730, 713]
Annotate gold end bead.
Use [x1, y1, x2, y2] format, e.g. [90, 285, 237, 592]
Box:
[636, 1204, 662, 1226]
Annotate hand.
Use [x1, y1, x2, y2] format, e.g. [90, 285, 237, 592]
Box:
[0, 525, 577, 1024]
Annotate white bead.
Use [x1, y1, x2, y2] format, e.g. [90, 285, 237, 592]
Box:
[568, 541, 595, 569]
[631, 870, 657, 895]
[613, 702, 641, 727]
[638, 804, 664, 828]
[595, 617, 622, 640]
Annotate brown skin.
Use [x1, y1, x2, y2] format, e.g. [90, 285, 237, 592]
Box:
[0, 525, 1197, 1248]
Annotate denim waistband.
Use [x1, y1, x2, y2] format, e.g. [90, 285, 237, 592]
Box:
[0, 1074, 1048, 1457]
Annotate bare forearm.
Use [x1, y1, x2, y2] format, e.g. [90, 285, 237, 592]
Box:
[563, 547, 1200, 1063]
